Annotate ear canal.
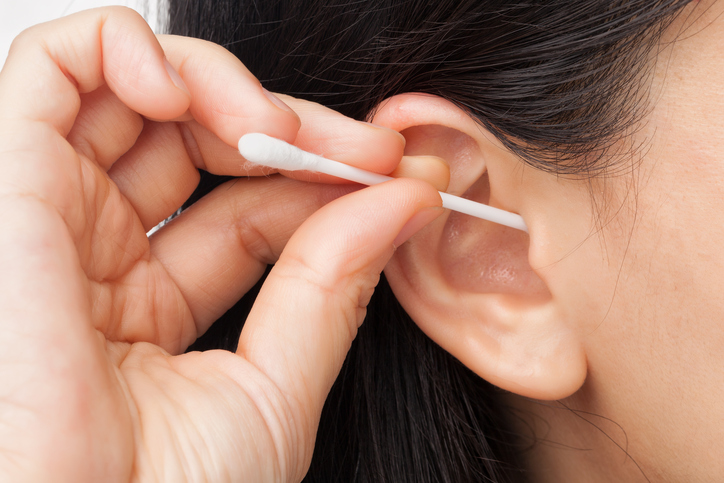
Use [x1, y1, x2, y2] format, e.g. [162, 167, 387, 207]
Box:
[439, 172, 550, 298]
[398, 123, 548, 298]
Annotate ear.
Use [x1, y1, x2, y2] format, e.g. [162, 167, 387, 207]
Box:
[373, 93, 588, 400]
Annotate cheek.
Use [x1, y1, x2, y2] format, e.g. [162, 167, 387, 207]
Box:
[577, 150, 724, 461]
[572, 110, 724, 418]
[606, 144, 724, 347]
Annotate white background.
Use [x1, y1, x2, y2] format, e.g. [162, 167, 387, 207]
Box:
[1, 0, 161, 69]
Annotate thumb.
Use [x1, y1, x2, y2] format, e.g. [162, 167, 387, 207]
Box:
[237, 177, 442, 440]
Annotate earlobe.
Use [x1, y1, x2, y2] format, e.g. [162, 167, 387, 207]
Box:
[372, 94, 588, 400]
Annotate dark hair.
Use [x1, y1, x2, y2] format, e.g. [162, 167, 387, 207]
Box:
[167, 1, 692, 481]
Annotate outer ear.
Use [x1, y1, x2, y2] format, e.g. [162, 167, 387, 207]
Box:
[373, 94, 588, 400]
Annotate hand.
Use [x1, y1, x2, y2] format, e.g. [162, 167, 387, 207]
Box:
[0, 7, 442, 482]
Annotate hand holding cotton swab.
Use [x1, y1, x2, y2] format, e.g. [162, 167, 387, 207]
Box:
[238, 133, 528, 232]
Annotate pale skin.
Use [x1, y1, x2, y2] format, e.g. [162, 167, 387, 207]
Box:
[374, 1, 724, 482]
[1, 2, 723, 483]
[513, 2, 724, 480]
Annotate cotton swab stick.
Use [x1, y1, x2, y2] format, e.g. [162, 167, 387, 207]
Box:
[238, 133, 528, 232]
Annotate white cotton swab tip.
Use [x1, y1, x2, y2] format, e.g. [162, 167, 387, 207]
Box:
[238, 133, 391, 186]
[238, 133, 528, 232]
[238, 133, 321, 172]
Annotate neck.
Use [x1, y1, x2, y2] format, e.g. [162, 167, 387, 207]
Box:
[503, 382, 657, 483]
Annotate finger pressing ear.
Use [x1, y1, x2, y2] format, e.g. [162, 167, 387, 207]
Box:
[390, 155, 450, 192]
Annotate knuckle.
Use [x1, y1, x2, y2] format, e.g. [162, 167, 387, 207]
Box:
[235, 215, 279, 265]
[97, 5, 150, 29]
[8, 25, 42, 56]
[273, 253, 363, 339]
[277, 251, 335, 290]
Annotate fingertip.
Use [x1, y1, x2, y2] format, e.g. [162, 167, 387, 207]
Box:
[234, 88, 301, 144]
[393, 206, 445, 247]
[278, 96, 405, 174]
[390, 155, 451, 192]
[100, 8, 191, 120]
[262, 88, 300, 125]
[286, 177, 443, 278]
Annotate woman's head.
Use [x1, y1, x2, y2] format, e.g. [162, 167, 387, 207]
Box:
[172, 0, 722, 481]
[171, 0, 689, 175]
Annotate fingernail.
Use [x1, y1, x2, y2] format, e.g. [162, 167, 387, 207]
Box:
[263, 87, 296, 115]
[163, 58, 190, 96]
[393, 207, 444, 247]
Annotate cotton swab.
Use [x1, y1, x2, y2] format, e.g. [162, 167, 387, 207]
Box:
[238, 133, 528, 232]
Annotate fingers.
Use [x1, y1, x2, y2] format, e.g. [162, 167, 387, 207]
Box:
[66, 85, 144, 171]
[105, 101, 410, 230]
[277, 96, 406, 177]
[159, 35, 301, 147]
[236, 178, 443, 439]
[0, 7, 200, 226]
[0, 5, 305, 240]
[106, 94, 406, 180]
[146, 177, 357, 348]
[55, 25, 407, 229]
[0, 7, 189, 134]
[108, 121, 200, 231]
[0, 6, 300, 156]
[392, 155, 450, 191]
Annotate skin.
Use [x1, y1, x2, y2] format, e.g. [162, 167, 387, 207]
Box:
[505, 2, 724, 481]
[367, 2, 723, 481]
[0, 7, 444, 482]
[2, 1, 722, 482]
